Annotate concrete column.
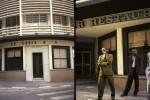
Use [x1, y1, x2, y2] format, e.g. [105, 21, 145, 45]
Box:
[95, 38, 98, 73]
[50, 0, 53, 34]
[2, 48, 5, 71]
[49, 45, 53, 70]
[19, 0, 22, 36]
[70, 46, 74, 69]
[23, 46, 26, 71]
[117, 27, 124, 75]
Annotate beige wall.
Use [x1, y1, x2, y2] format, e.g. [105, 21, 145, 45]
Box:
[50, 69, 74, 82]
[0, 71, 26, 81]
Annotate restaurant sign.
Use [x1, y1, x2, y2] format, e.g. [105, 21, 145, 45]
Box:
[76, 8, 150, 28]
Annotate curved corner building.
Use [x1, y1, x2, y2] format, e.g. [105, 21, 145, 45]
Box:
[0, 0, 74, 82]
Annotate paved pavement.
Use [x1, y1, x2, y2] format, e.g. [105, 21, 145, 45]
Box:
[76, 79, 148, 100]
[0, 79, 74, 100]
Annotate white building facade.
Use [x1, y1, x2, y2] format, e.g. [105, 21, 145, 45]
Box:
[0, 0, 74, 82]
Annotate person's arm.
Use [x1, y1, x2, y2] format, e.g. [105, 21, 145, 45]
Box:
[98, 55, 108, 67]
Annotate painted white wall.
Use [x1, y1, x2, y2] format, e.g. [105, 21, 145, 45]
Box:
[70, 46, 74, 69]
[26, 46, 50, 82]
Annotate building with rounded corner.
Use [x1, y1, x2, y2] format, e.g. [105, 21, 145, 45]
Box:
[0, 0, 74, 82]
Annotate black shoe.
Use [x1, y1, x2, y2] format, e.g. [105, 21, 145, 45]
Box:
[112, 98, 115, 100]
[133, 94, 137, 97]
[120, 93, 127, 97]
[96, 98, 102, 100]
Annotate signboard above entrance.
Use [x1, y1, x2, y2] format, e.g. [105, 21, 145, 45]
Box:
[76, 8, 150, 28]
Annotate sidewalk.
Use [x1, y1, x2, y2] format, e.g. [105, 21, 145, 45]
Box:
[76, 79, 148, 100]
[0, 79, 74, 89]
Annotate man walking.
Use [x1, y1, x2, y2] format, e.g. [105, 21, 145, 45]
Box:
[121, 49, 141, 97]
[97, 48, 115, 100]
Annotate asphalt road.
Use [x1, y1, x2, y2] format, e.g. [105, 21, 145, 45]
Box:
[0, 80, 74, 100]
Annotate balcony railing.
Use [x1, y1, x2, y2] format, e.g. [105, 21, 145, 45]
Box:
[0, 26, 74, 37]
[0, 26, 20, 37]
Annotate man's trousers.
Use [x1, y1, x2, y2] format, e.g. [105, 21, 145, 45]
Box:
[98, 74, 115, 99]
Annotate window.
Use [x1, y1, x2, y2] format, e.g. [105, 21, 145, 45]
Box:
[53, 15, 67, 26]
[0, 20, 2, 29]
[26, 14, 47, 26]
[70, 17, 74, 27]
[6, 16, 19, 27]
[102, 36, 116, 51]
[52, 46, 70, 69]
[0, 50, 1, 71]
[5, 47, 23, 71]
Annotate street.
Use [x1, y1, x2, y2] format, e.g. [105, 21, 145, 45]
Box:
[0, 80, 74, 100]
[76, 79, 148, 100]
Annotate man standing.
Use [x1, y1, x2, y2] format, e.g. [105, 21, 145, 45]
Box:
[146, 52, 150, 100]
[121, 49, 141, 97]
[97, 48, 115, 100]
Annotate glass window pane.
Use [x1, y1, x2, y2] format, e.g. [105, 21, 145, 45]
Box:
[33, 14, 39, 25]
[60, 49, 67, 58]
[111, 36, 116, 51]
[7, 50, 14, 58]
[102, 38, 110, 51]
[62, 16, 67, 26]
[128, 30, 145, 48]
[0, 20, 2, 29]
[15, 50, 21, 57]
[60, 59, 67, 68]
[54, 59, 61, 68]
[147, 29, 150, 46]
[54, 49, 60, 58]
[70, 17, 74, 27]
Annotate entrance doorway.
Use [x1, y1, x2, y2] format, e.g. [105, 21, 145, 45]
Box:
[76, 51, 91, 77]
[33, 53, 43, 78]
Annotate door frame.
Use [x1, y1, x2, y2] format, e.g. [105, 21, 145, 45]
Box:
[32, 52, 43, 78]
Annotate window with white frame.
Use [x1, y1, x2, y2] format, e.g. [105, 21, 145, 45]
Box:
[6, 16, 19, 27]
[52, 46, 70, 69]
[26, 14, 47, 26]
[0, 20, 2, 29]
[70, 17, 74, 27]
[53, 15, 67, 26]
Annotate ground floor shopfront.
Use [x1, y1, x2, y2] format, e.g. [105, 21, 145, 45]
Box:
[0, 38, 74, 82]
[76, 21, 150, 78]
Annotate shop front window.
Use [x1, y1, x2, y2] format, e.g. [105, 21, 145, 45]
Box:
[5, 47, 23, 71]
[52, 46, 70, 69]
[128, 29, 150, 74]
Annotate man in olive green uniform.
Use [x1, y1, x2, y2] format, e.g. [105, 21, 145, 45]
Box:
[97, 48, 115, 100]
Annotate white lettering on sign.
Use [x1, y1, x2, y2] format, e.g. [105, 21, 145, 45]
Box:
[76, 8, 150, 28]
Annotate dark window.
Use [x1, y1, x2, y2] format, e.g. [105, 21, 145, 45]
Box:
[0, 20, 2, 29]
[5, 47, 23, 71]
[0, 49, 1, 71]
[70, 17, 74, 27]
[53, 15, 67, 26]
[6, 16, 19, 27]
[52, 46, 70, 69]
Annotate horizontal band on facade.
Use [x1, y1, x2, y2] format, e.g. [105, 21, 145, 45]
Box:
[0, 35, 74, 43]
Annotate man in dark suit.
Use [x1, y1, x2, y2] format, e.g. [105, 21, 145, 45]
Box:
[121, 49, 141, 97]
